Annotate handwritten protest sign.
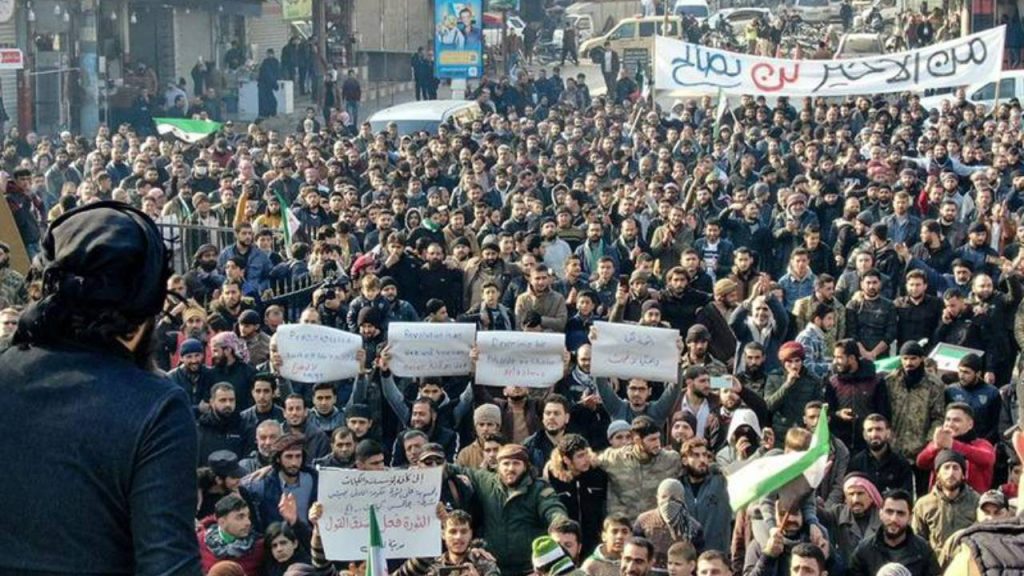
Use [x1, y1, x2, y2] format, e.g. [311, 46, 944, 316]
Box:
[388, 322, 475, 377]
[475, 331, 565, 387]
[275, 324, 362, 383]
[590, 321, 679, 383]
[318, 468, 443, 560]
[654, 26, 1004, 96]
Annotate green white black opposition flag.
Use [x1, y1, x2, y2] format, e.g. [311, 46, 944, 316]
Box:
[154, 117, 223, 143]
[726, 404, 831, 512]
[366, 505, 388, 576]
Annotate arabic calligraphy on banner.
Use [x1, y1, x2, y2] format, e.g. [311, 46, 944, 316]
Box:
[653, 26, 1005, 96]
[318, 468, 443, 560]
[590, 321, 680, 383]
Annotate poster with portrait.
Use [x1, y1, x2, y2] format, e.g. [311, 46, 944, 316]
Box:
[435, 0, 483, 79]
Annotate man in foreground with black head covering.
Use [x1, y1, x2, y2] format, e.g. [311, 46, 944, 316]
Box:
[0, 201, 201, 574]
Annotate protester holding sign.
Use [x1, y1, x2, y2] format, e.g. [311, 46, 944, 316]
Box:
[14, 9, 1024, 576]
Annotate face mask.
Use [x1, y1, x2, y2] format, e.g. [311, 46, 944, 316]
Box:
[195, 167, 208, 176]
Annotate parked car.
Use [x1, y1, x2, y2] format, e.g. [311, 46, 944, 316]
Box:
[834, 32, 885, 58]
[673, 0, 711, 23]
[367, 101, 482, 135]
[790, 0, 841, 23]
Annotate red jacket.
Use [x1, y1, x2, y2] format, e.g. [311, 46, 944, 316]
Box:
[196, 516, 264, 575]
[916, 436, 996, 493]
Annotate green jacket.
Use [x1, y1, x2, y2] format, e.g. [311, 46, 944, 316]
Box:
[885, 369, 945, 461]
[460, 466, 568, 576]
[764, 368, 823, 442]
[912, 485, 980, 553]
[594, 445, 683, 518]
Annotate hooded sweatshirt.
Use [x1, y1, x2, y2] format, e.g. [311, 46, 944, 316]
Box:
[716, 408, 766, 471]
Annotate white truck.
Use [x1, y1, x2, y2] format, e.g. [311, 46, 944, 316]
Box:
[565, 1, 645, 36]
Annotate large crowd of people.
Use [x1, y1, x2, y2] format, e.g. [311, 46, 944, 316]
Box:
[7, 18, 1024, 576]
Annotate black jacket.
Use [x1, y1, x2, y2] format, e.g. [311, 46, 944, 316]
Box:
[848, 525, 939, 576]
[197, 410, 251, 466]
[210, 360, 257, 411]
[847, 445, 915, 495]
[894, 294, 943, 349]
[168, 364, 217, 413]
[416, 263, 464, 317]
[660, 287, 712, 336]
[0, 343, 201, 574]
[547, 467, 608, 556]
[390, 423, 460, 467]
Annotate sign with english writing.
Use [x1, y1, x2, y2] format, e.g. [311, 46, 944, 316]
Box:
[388, 322, 476, 377]
[654, 27, 1005, 96]
[590, 321, 680, 383]
[275, 324, 363, 383]
[476, 331, 565, 387]
[318, 468, 443, 560]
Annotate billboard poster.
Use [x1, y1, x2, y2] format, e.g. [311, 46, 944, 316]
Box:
[435, 0, 483, 79]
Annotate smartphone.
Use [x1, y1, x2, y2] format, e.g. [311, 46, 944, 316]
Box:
[618, 274, 629, 288]
[710, 376, 732, 390]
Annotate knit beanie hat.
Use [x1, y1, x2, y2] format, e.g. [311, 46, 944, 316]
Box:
[607, 419, 631, 440]
[899, 341, 925, 357]
[179, 338, 204, 356]
[531, 536, 575, 575]
[959, 352, 984, 372]
[778, 341, 806, 362]
[934, 449, 966, 472]
[474, 403, 501, 426]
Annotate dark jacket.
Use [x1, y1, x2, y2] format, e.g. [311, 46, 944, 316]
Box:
[845, 294, 898, 352]
[245, 467, 319, 532]
[459, 466, 568, 575]
[826, 360, 890, 452]
[764, 368, 823, 442]
[894, 294, 944, 349]
[0, 343, 201, 575]
[681, 471, 731, 553]
[210, 359, 258, 412]
[168, 364, 216, 413]
[546, 467, 609, 556]
[661, 287, 713, 336]
[823, 503, 882, 563]
[391, 423, 461, 467]
[284, 418, 332, 461]
[197, 410, 251, 466]
[848, 445, 915, 495]
[848, 525, 940, 576]
[416, 263, 465, 317]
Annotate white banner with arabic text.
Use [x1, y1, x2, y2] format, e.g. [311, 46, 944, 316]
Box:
[654, 27, 1004, 97]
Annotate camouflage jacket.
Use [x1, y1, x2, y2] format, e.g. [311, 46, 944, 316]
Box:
[885, 368, 945, 461]
[594, 445, 683, 519]
[0, 267, 27, 308]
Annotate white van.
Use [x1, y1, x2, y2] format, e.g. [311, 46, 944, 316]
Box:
[918, 71, 1024, 111]
[673, 0, 711, 22]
